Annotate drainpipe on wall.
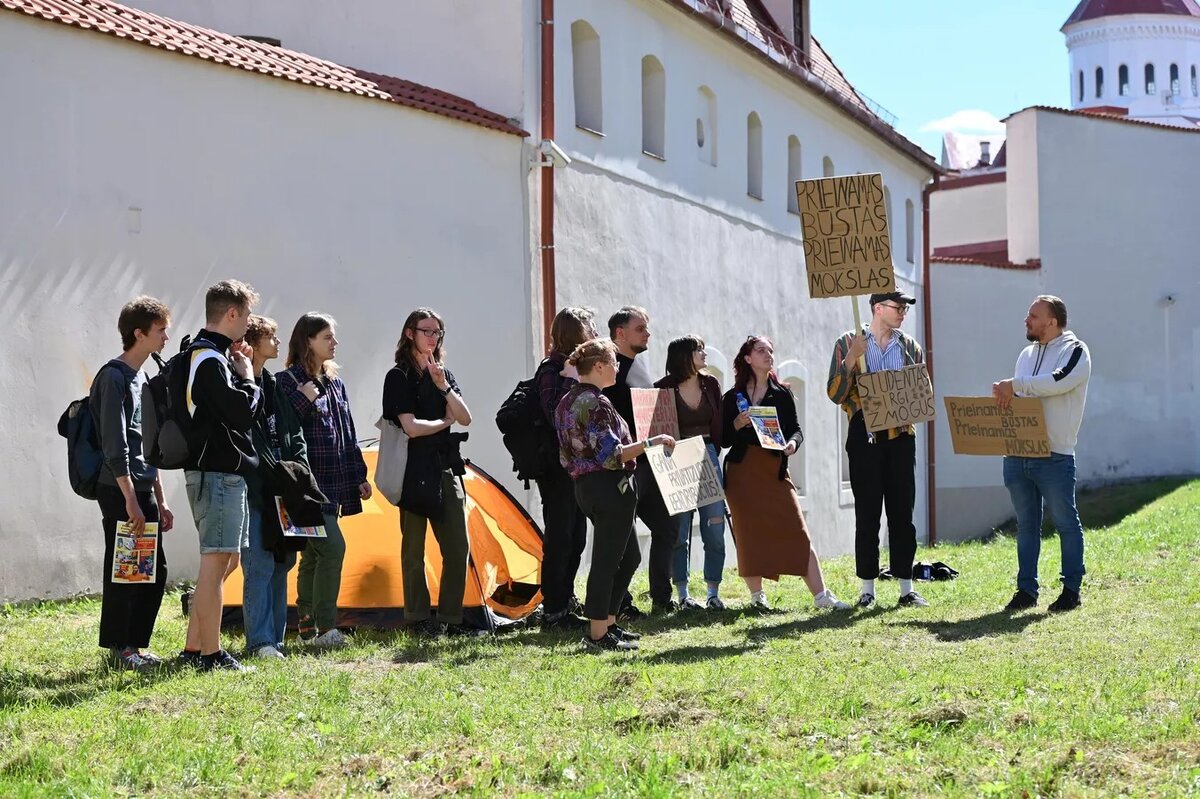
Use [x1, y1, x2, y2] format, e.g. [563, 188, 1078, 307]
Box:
[539, 0, 556, 352]
[922, 175, 940, 546]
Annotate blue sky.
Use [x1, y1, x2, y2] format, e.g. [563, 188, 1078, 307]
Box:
[811, 1, 1077, 156]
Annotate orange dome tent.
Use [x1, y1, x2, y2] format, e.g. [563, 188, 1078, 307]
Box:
[223, 449, 544, 630]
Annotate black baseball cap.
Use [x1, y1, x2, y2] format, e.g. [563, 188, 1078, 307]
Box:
[869, 291, 917, 307]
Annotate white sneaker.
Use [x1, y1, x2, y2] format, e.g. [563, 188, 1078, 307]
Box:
[312, 628, 349, 648]
[250, 644, 285, 659]
[749, 591, 771, 610]
[814, 590, 851, 610]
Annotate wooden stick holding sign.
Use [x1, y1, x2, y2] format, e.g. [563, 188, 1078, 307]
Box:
[857, 363, 936, 433]
[645, 436, 725, 515]
[796, 173, 896, 299]
[631, 388, 680, 441]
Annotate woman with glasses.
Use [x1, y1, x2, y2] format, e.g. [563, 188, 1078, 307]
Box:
[383, 308, 475, 637]
[556, 338, 675, 651]
[722, 335, 849, 611]
[653, 335, 727, 610]
[240, 315, 308, 659]
[279, 313, 371, 648]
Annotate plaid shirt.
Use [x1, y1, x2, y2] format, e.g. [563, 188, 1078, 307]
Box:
[826, 328, 924, 440]
[278, 364, 367, 516]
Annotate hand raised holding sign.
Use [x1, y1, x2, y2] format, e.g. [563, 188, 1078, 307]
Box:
[992, 379, 1015, 409]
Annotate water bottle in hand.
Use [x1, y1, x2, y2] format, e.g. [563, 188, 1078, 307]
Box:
[736, 393, 750, 413]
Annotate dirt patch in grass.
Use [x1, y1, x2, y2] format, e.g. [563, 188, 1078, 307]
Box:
[910, 703, 969, 728]
[614, 693, 717, 733]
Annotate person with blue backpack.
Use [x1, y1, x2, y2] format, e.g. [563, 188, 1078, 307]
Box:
[89, 296, 175, 670]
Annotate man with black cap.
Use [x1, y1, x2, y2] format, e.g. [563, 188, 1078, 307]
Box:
[827, 290, 928, 609]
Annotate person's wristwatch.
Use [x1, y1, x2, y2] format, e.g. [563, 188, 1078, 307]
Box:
[643, 438, 651, 449]
[439, 384, 453, 396]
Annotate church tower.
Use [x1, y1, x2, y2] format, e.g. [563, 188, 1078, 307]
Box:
[1063, 0, 1200, 125]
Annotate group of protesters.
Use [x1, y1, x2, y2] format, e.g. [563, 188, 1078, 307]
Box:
[89, 278, 1091, 667]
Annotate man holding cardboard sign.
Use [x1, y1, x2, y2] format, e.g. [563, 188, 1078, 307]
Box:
[827, 291, 928, 609]
[993, 296, 1091, 614]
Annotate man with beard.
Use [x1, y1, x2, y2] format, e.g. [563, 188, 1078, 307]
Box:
[993, 295, 1091, 614]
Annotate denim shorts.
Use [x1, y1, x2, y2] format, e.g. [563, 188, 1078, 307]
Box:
[185, 470, 250, 554]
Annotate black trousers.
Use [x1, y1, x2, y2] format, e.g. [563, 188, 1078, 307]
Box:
[845, 412, 917, 581]
[633, 456, 677, 605]
[97, 483, 167, 649]
[574, 470, 641, 621]
[535, 465, 588, 615]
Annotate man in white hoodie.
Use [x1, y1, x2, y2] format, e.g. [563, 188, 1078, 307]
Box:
[992, 295, 1090, 613]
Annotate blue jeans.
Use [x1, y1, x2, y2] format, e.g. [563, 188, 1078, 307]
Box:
[1003, 453, 1086, 596]
[672, 442, 727, 586]
[241, 508, 297, 651]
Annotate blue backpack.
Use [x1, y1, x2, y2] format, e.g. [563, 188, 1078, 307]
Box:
[57, 363, 119, 501]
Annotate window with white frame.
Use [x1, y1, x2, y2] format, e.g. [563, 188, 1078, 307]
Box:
[1119, 64, 1129, 96]
[641, 55, 665, 158]
[1145, 63, 1156, 95]
[905, 199, 915, 263]
[786, 135, 802, 214]
[746, 112, 763, 199]
[571, 21, 602, 133]
[1095, 66, 1104, 98]
[696, 86, 718, 166]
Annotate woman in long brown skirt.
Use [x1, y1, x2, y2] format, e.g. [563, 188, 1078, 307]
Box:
[721, 335, 849, 610]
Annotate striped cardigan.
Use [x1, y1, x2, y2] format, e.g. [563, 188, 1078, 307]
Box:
[826, 328, 924, 440]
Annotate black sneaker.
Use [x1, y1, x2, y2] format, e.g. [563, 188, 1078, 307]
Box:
[297, 615, 317, 642]
[617, 601, 645, 623]
[678, 597, 705, 611]
[444, 623, 490, 638]
[1047, 588, 1081, 613]
[199, 650, 255, 673]
[541, 609, 588, 631]
[652, 599, 679, 615]
[581, 632, 638, 651]
[608, 624, 642, 642]
[178, 649, 203, 669]
[899, 591, 930, 607]
[856, 593, 876, 609]
[1004, 590, 1038, 612]
[410, 619, 445, 638]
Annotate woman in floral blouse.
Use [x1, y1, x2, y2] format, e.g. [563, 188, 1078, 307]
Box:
[554, 339, 675, 651]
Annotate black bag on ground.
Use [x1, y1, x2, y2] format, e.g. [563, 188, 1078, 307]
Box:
[495, 361, 559, 488]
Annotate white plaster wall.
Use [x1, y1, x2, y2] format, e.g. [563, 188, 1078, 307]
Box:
[1065, 14, 1200, 120]
[0, 16, 531, 601]
[930, 108, 1200, 539]
[1005, 112, 1041, 264]
[128, 0, 530, 119]
[929, 181, 1008, 249]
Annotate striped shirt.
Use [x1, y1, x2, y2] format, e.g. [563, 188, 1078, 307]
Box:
[865, 330, 906, 373]
[826, 328, 924, 440]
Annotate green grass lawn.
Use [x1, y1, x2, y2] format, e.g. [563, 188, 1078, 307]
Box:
[3, 479, 1199, 798]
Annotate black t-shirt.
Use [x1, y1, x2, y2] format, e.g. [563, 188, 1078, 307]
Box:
[382, 363, 461, 457]
[602, 353, 637, 433]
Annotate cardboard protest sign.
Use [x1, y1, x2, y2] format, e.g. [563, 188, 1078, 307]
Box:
[796, 173, 895, 299]
[646, 436, 725, 515]
[631, 388, 680, 440]
[943, 397, 1051, 458]
[858, 363, 936, 433]
[748, 406, 787, 451]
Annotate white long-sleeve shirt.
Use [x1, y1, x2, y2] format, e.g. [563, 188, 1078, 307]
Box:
[1012, 330, 1091, 456]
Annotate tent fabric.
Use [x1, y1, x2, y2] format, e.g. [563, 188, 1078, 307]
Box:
[223, 449, 543, 628]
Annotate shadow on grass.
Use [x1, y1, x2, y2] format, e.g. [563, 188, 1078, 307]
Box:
[888, 609, 1049, 642]
[990, 476, 1195, 538]
[747, 604, 898, 639]
[642, 641, 762, 664]
[0, 659, 186, 710]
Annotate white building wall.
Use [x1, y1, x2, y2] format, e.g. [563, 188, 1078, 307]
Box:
[929, 181, 1007, 248]
[550, 0, 935, 560]
[126, 0, 530, 119]
[0, 15, 531, 600]
[931, 108, 1200, 540]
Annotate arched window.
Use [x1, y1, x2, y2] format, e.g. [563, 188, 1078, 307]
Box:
[1078, 70, 1084, 102]
[1193, 65, 1198, 96]
[786, 135, 802, 214]
[1119, 64, 1129, 96]
[746, 112, 763, 199]
[822, 156, 834, 177]
[905, 199, 915, 264]
[1145, 63, 1156, 95]
[696, 86, 717, 166]
[1095, 67, 1104, 98]
[883, 186, 894, 239]
[571, 21, 602, 133]
[641, 55, 665, 158]
[1170, 63, 1180, 95]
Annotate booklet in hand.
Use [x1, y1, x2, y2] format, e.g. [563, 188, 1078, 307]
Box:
[112, 521, 159, 583]
[748, 406, 787, 451]
[276, 497, 327, 538]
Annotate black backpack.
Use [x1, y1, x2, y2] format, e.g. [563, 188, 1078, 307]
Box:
[142, 336, 222, 470]
[495, 360, 559, 487]
[57, 363, 120, 500]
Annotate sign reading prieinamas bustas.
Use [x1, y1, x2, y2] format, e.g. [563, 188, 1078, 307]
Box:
[858, 363, 935, 433]
[943, 396, 1051, 457]
[796, 173, 895, 299]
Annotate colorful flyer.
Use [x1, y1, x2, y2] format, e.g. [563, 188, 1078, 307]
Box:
[276, 497, 327, 538]
[749, 406, 787, 451]
[112, 521, 158, 583]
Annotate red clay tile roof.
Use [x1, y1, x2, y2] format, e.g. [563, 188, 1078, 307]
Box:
[1063, 0, 1200, 28]
[931, 241, 1041, 270]
[0, 0, 527, 137]
[930, 254, 1041, 271]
